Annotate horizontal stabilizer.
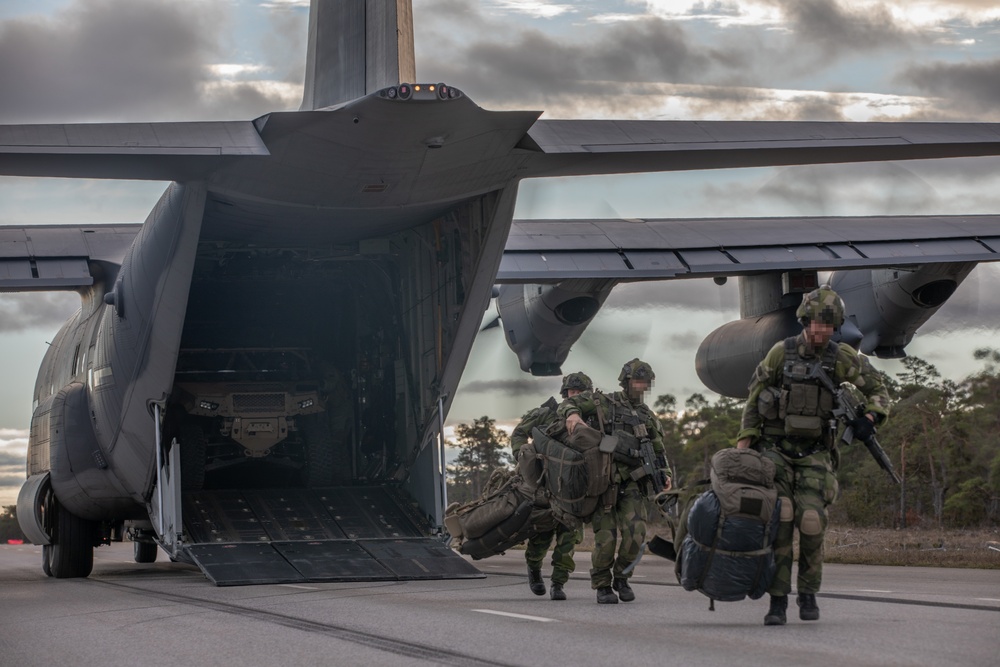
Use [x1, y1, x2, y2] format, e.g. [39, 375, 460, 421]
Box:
[520, 120, 1000, 178]
[0, 121, 267, 180]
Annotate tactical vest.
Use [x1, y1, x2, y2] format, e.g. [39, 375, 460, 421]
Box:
[779, 337, 838, 442]
[603, 391, 651, 441]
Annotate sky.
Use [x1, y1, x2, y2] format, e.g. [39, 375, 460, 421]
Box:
[2, 0, 1000, 505]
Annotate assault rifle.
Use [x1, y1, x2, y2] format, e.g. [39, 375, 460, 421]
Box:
[811, 365, 901, 485]
[630, 438, 670, 494]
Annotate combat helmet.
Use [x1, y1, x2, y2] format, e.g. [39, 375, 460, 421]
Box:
[560, 371, 593, 398]
[796, 286, 845, 328]
[618, 358, 655, 389]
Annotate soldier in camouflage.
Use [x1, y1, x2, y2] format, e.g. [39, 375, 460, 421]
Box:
[736, 286, 890, 625]
[558, 359, 671, 604]
[512, 371, 593, 601]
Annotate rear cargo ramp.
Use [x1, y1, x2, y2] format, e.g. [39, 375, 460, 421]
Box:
[181, 486, 482, 585]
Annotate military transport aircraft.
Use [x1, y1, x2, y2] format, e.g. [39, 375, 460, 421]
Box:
[3, 0, 999, 585]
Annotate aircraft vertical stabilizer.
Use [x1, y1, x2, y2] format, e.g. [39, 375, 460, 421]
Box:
[300, 0, 416, 110]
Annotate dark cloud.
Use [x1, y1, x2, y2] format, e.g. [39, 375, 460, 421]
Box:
[418, 13, 748, 113]
[461, 378, 558, 395]
[0, 450, 24, 466]
[898, 58, 1000, 116]
[775, 0, 916, 57]
[0, 472, 24, 488]
[0, 0, 292, 123]
[0, 293, 80, 333]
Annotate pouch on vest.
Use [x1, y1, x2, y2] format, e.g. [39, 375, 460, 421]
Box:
[784, 414, 824, 438]
[757, 386, 781, 421]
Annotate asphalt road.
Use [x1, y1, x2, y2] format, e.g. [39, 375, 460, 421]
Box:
[1, 543, 998, 666]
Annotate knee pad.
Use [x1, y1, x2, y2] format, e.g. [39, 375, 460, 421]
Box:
[779, 496, 794, 522]
[800, 508, 823, 536]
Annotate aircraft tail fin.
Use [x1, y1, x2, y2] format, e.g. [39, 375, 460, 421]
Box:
[300, 0, 416, 110]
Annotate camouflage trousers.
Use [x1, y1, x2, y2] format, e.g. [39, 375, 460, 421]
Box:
[525, 522, 583, 585]
[589, 480, 649, 589]
[761, 445, 839, 596]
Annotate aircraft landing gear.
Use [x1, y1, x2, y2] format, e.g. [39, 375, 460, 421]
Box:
[49, 502, 97, 579]
[133, 541, 158, 563]
[41, 544, 53, 577]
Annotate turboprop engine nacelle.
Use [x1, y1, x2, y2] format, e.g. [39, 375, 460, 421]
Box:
[696, 263, 974, 398]
[496, 280, 615, 376]
[831, 262, 976, 358]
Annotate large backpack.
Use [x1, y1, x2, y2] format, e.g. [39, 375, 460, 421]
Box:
[675, 448, 780, 602]
[528, 422, 613, 528]
[444, 467, 556, 560]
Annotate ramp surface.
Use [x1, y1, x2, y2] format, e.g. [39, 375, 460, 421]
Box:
[181, 486, 481, 585]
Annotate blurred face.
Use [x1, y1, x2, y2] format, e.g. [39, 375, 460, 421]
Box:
[566, 388, 583, 398]
[805, 320, 835, 347]
[627, 379, 650, 400]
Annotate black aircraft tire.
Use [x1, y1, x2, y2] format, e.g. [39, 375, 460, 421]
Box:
[41, 545, 53, 577]
[179, 421, 207, 491]
[49, 503, 95, 579]
[133, 540, 158, 563]
[301, 414, 336, 487]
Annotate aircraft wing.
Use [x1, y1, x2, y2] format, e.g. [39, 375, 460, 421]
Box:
[0, 121, 268, 181]
[518, 120, 1000, 177]
[0, 224, 140, 290]
[498, 215, 1000, 282]
[5, 215, 997, 290]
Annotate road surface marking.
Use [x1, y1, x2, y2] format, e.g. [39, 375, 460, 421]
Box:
[472, 609, 558, 623]
[279, 584, 319, 590]
[856, 589, 893, 593]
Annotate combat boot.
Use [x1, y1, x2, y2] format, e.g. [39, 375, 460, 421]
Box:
[550, 582, 566, 601]
[527, 567, 546, 596]
[596, 586, 618, 604]
[764, 594, 787, 626]
[612, 578, 636, 602]
[797, 593, 820, 621]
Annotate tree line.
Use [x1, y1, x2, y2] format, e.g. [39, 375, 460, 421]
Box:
[447, 349, 1000, 528]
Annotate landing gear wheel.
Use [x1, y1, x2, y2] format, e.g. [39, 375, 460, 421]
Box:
[133, 541, 158, 563]
[41, 544, 53, 577]
[49, 503, 96, 579]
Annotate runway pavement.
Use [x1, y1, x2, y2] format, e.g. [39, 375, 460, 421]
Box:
[1, 542, 998, 666]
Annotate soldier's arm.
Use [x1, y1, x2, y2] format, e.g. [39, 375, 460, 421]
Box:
[736, 343, 784, 445]
[558, 391, 600, 434]
[510, 415, 532, 455]
[838, 346, 890, 425]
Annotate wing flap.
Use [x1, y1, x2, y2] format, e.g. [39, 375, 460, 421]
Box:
[0, 224, 141, 291]
[498, 215, 1000, 281]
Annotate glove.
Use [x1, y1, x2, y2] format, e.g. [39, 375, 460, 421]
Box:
[850, 415, 876, 442]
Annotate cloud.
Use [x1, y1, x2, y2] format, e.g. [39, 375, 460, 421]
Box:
[0, 293, 81, 333]
[461, 378, 559, 395]
[0, 0, 300, 124]
[898, 58, 1000, 115]
[776, 0, 917, 56]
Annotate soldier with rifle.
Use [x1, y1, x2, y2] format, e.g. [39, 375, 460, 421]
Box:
[559, 359, 672, 605]
[736, 286, 893, 626]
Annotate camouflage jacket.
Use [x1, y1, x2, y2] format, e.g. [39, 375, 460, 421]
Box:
[738, 333, 890, 445]
[510, 396, 560, 455]
[557, 389, 669, 480]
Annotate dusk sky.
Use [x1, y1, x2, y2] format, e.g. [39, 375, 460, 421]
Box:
[2, 1, 999, 505]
